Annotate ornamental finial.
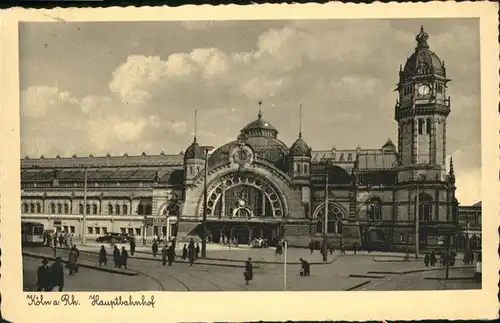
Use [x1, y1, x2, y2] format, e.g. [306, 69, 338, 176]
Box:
[416, 25, 429, 49]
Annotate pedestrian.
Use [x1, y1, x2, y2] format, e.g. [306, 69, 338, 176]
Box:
[424, 252, 430, 267]
[167, 245, 175, 266]
[120, 247, 128, 269]
[152, 241, 158, 258]
[49, 257, 64, 292]
[299, 257, 310, 276]
[182, 244, 188, 260]
[161, 244, 168, 266]
[309, 241, 314, 254]
[353, 243, 358, 255]
[68, 245, 80, 275]
[275, 243, 282, 255]
[113, 245, 120, 267]
[195, 243, 200, 259]
[340, 243, 346, 255]
[37, 258, 51, 291]
[188, 239, 195, 266]
[430, 251, 436, 266]
[129, 237, 136, 256]
[244, 257, 253, 285]
[99, 245, 107, 266]
[328, 243, 335, 256]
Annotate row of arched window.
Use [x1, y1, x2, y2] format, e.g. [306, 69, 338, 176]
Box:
[22, 202, 153, 216]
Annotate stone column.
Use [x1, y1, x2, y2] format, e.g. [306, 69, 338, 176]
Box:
[262, 191, 266, 216]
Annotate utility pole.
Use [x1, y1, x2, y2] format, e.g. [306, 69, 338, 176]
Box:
[445, 235, 450, 280]
[201, 145, 213, 258]
[82, 167, 88, 245]
[415, 181, 420, 259]
[322, 163, 328, 262]
[283, 240, 288, 291]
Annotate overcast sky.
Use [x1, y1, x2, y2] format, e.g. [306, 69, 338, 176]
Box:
[19, 18, 480, 205]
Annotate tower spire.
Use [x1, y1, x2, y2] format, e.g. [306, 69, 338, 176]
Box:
[299, 103, 303, 139]
[448, 157, 455, 184]
[416, 25, 429, 49]
[193, 109, 198, 143]
[258, 101, 263, 119]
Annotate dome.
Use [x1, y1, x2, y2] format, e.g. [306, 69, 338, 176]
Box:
[208, 136, 288, 168]
[402, 26, 445, 79]
[241, 112, 278, 139]
[290, 135, 311, 157]
[184, 140, 205, 160]
[382, 138, 396, 154]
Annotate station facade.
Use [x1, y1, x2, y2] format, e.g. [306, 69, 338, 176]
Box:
[21, 27, 481, 251]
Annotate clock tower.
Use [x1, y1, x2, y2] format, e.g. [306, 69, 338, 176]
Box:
[395, 26, 451, 181]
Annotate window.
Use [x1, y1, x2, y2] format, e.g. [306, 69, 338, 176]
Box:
[57, 204, 62, 214]
[135, 228, 141, 236]
[87, 227, 94, 234]
[64, 204, 69, 214]
[123, 205, 128, 215]
[120, 227, 126, 234]
[63, 226, 68, 232]
[418, 193, 433, 222]
[426, 118, 432, 134]
[93, 204, 98, 214]
[30, 203, 35, 213]
[115, 205, 121, 215]
[153, 226, 159, 236]
[102, 227, 108, 234]
[86, 204, 91, 214]
[367, 197, 382, 221]
[79, 204, 84, 214]
[304, 164, 309, 174]
[50, 203, 56, 214]
[70, 226, 75, 234]
[138, 204, 144, 215]
[95, 227, 101, 235]
[36, 203, 41, 213]
[108, 204, 113, 215]
[145, 204, 152, 215]
[418, 119, 425, 135]
[128, 228, 134, 235]
[23, 203, 28, 213]
[316, 203, 345, 234]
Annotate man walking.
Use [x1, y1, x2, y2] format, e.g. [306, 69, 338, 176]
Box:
[37, 259, 51, 291]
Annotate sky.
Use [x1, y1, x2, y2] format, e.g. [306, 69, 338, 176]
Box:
[18, 18, 481, 205]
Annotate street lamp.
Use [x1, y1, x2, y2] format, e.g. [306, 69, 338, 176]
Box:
[414, 174, 425, 260]
[82, 167, 88, 245]
[201, 145, 214, 258]
[322, 162, 329, 262]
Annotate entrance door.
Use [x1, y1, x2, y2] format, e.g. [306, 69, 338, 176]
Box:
[232, 226, 250, 244]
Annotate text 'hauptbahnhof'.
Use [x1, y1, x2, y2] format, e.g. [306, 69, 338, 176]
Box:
[21, 27, 481, 252]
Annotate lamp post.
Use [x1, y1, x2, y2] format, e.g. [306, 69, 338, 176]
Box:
[201, 145, 214, 258]
[322, 162, 328, 262]
[82, 167, 88, 245]
[414, 174, 424, 260]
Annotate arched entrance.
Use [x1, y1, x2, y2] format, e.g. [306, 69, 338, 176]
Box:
[197, 171, 288, 246]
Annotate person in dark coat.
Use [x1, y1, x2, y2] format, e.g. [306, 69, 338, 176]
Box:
[430, 251, 437, 266]
[244, 257, 253, 284]
[182, 244, 188, 260]
[340, 243, 346, 255]
[99, 245, 107, 266]
[161, 245, 168, 266]
[113, 245, 121, 267]
[152, 241, 159, 258]
[167, 245, 176, 266]
[68, 245, 80, 275]
[424, 253, 430, 267]
[37, 258, 51, 291]
[49, 257, 64, 292]
[353, 243, 358, 255]
[309, 241, 314, 254]
[195, 243, 200, 259]
[120, 247, 128, 269]
[129, 237, 136, 256]
[328, 243, 335, 255]
[299, 258, 310, 276]
[188, 239, 195, 266]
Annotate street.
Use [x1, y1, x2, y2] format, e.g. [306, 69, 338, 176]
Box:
[22, 246, 480, 292]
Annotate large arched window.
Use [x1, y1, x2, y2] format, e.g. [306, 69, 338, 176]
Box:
[418, 193, 433, 222]
[79, 204, 84, 214]
[64, 204, 69, 214]
[108, 204, 113, 215]
[36, 203, 41, 213]
[93, 204, 98, 214]
[145, 204, 152, 215]
[115, 205, 121, 215]
[367, 197, 382, 221]
[57, 203, 62, 214]
[123, 205, 128, 215]
[50, 203, 56, 214]
[138, 204, 144, 215]
[23, 203, 29, 213]
[86, 204, 91, 214]
[30, 203, 35, 213]
[315, 203, 345, 234]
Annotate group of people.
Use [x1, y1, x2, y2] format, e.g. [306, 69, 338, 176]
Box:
[43, 231, 74, 249]
[36, 257, 65, 291]
[308, 240, 347, 257]
[219, 235, 239, 248]
[250, 237, 267, 249]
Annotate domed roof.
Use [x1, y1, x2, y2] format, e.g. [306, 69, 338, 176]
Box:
[241, 111, 278, 139]
[402, 26, 445, 79]
[184, 140, 205, 160]
[208, 136, 288, 167]
[290, 134, 311, 157]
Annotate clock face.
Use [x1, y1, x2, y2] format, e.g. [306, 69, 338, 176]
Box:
[238, 199, 246, 207]
[418, 84, 430, 96]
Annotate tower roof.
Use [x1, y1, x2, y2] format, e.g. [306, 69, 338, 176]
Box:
[184, 140, 205, 160]
[241, 101, 278, 138]
[401, 26, 446, 79]
[290, 136, 312, 157]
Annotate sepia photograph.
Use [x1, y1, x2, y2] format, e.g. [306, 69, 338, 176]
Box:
[17, 17, 484, 293]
